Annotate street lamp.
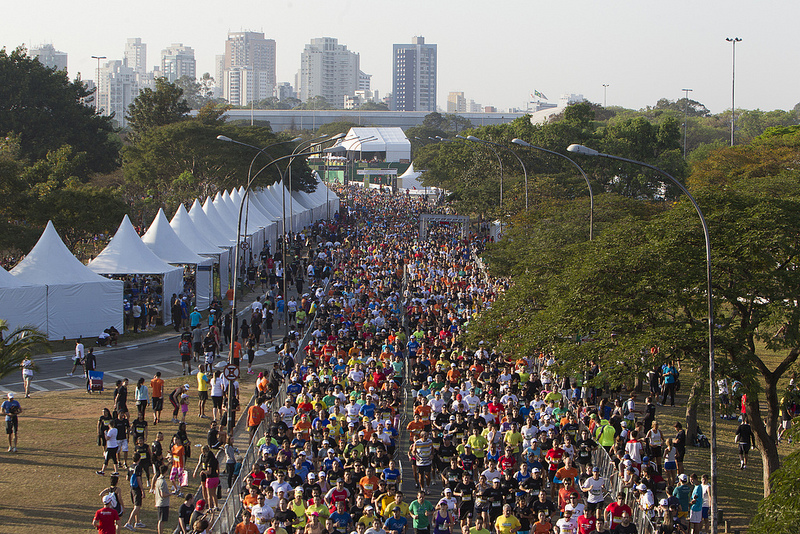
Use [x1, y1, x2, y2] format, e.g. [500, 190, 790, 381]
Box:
[287, 133, 345, 233]
[602, 84, 609, 108]
[466, 136, 529, 211]
[91, 55, 106, 112]
[457, 134, 504, 226]
[567, 143, 717, 534]
[726, 37, 742, 146]
[682, 89, 693, 159]
[513, 139, 594, 240]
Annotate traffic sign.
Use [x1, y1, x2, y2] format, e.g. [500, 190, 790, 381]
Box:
[224, 364, 240, 380]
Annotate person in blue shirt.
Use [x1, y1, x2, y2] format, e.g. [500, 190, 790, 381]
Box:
[360, 398, 376, 419]
[189, 308, 202, 329]
[384, 506, 408, 534]
[2, 392, 22, 452]
[407, 339, 420, 360]
[382, 459, 401, 488]
[661, 362, 679, 406]
[689, 473, 704, 532]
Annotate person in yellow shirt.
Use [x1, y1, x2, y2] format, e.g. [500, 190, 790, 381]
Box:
[504, 423, 524, 455]
[196, 364, 210, 419]
[469, 516, 491, 534]
[291, 489, 307, 529]
[468, 428, 489, 463]
[380, 489, 409, 518]
[305, 495, 330, 521]
[494, 505, 521, 534]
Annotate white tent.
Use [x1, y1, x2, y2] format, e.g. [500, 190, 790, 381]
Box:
[0, 265, 47, 334]
[142, 209, 214, 311]
[202, 197, 237, 241]
[341, 127, 411, 162]
[398, 163, 440, 196]
[88, 215, 184, 326]
[255, 188, 287, 234]
[217, 191, 265, 264]
[189, 199, 233, 292]
[171, 204, 231, 301]
[307, 178, 340, 218]
[11, 221, 123, 340]
[232, 187, 279, 254]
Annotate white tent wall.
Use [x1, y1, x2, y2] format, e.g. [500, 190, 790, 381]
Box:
[142, 209, 214, 312]
[171, 205, 229, 301]
[263, 185, 298, 235]
[11, 221, 123, 340]
[190, 199, 233, 294]
[255, 189, 286, 235]
[0, 267, 48, 334]
[162, 269, 185, 321]
[247, 192, 281, 252]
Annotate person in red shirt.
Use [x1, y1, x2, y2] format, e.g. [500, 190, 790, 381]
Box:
[93, 494, 120, 534]
[545, 440, 565, 499]
[498, 447, 517, 472]
[576, 511, 597, 534]
[604, 493, 632, 530]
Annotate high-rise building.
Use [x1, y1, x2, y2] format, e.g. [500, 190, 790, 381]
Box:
[358, 71, 371, 92]
[30, 44, 68, 72]
[277, 82, 296, 101]
[161, 43, 196, 82]
[96, 59, 138, 127]
[447, 92, 466, 113]
[222, 31, 276, 104]
[297, 37, 361, 109]
[124, 38, 147, 77]
[392, 36, 437, 112]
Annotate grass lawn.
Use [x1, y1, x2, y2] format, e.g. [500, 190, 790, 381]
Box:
[0, 375, 255, 534]
[664, 343, 798, 533]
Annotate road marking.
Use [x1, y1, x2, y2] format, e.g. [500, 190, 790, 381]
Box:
[50, 379, 77, 388]
[51, 356, 67, 361]
[126, 346, 139, 350]
[104, 372, 126, 380]
[29, 383, 47, 391]
[152, 366, 174, 374]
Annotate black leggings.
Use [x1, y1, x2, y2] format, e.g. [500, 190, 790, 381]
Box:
[104, 447, 119, 466]
[170, 394, 180, 417]
[226, 461, 236, 488]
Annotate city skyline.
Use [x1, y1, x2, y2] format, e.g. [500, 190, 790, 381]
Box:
[4, 0, 799, 114]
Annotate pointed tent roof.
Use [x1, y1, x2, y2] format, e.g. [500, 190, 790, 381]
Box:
[88, 215, 182, 275]
[0, 264, 28, 288]
[230, 188, 275, 227]
[170, 204, 225, 255]
[142, 209, 209, 265]
[203, 197, 237, 238]
[11, 221, 117, 284]
[189, 199, 235, 247]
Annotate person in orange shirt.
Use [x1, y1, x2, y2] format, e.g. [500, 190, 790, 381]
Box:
[169, 435, 186, 495]
[247, 401, 266, 443]
[234, 510, 260, 534]
[359, 467, 380, 499]
[150, 372, 165, 425]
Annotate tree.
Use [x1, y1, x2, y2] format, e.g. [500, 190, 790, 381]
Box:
[174, 75, 219, 110]
[125, 78, 190, 143]
[0, 321, 48, 380]
[357, 101, 389, 111]
[295, 96, 334, 110]
[317, 122, 358, 137]
[0, 46, 120, 173]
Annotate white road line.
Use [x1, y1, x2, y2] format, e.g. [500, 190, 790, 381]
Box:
[104, 372, 126, 380]
[126, 346, 139, 350]
[29, 383, 47, 391]
[152, 366, 174, 374]
[51, 356, 67, 361]
[50, 379, 77, 388]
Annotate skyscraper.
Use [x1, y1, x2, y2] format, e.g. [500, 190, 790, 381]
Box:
[96, 59, 138, 127]
[29, 44, 68, 72]
[392, 36, 437, 112]
[447, 92, 466, 113]
[297, 37, 361, 109]
[124, 38, 147, 77]
[161, 43, 196, 82]
[222, 31, 276, 104]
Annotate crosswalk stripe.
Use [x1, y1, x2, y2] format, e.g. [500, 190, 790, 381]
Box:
[49, 379, 77, 388]
[29, 383, 47, 391]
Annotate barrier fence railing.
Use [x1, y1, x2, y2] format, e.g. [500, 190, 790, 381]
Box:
[211, 249, 340, 533]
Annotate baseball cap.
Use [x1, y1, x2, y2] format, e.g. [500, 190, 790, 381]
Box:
[492, 478, 500, 483]
[183, 383, 190, 389]
[328, 448, 335, 454]
[679, 473, 689, 482]
[102, 494, 114, 504]
[364, 505, 374, 511]
[624, 460, 633, 467]
[6, 392, 13, 399]
[592, 467, 600, 472]
[532, 468, 541, 473]
[308, 473, 316, 479]
[196, 499, 207, 511]
[267, 529, 277, 534]
[660, 498, 669, 506]
[565, 504, 574, 512]
[444, 488, 452, 493]
[636, 483, 647, 491]
[393, 506, 401, 512]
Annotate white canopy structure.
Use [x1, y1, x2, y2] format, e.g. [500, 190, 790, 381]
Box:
[142, 209, 214, 311]
[88, 215, 184, 326]
[188, 199, 234, 292]
[11, 221, 123, 340]
[217, 190, 265, 265]
[0, 265, 47, 334]
[397, 163, 440, 196]
[232, 187, 279, 253]
[171, 204, 231, 300]
[341, 127, 411, 162]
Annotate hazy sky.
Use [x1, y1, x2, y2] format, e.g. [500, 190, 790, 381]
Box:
[4, 0, 798, 114]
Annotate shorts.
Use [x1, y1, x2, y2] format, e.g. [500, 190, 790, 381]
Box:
[6, 418, 18, 434]
[738, 443, 751, 455]
[416, 463, 431, 473]
[649, 446, 662, 458]
[458, 505, 473, 520]
[415, 528, 430, 534]
[199, 390, 209, 401]
[131, 486, 143, 506]
[702, 507, 709, 519]
[181, 354, 191, 363]
[119, 439, 129, 453]
[204, 476, 220, 489]
[194, 342, 203, 354]
[675, 448, 686, 462]
[157, 505, 170, 522]
[585, 501, 602, 513]
[664, 461, 677, 471]
[170, 467, 182, 480]
[690, 509, 703, 523]
[212, 396, 223, 409]
[152, 397, 163, 411]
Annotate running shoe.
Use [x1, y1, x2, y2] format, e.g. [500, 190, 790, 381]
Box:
[96, 471, 105, 475]
[123, 524, 135, 531]
[135, 523, 146, 528]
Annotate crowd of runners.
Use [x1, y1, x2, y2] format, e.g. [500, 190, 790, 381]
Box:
[83, 185, 725, 534]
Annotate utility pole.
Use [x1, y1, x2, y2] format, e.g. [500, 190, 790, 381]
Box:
[682, 88, 693, 158]
[602, 84, 609, 108]
[726, 37, 742, 146]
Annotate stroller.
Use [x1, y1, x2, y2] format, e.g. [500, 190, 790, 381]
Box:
[87, 371, 104, 393]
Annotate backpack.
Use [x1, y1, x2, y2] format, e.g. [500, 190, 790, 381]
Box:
[179, 340, 191, 355]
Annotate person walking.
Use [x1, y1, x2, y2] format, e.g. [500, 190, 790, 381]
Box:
[735, 416, 756, 470]
[135, 378, 149, 418]
[93, 494, 121, 534]
[154, 465, 171, 534]
[2, 392, 22, 452]
[20, 356, 34, 398]
[69, 337, 85, 377]
[150, 372, 164, 425]
[132, 301, 142, 333]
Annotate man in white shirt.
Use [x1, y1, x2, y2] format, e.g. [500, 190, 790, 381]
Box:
[555, 505, 578, 534]
[251, 493, 275, 533]
[580, 467, 606, 513]
[428, 392, 446, 414]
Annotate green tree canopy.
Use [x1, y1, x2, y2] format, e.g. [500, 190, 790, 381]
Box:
[0, 46, 120, 173]
[125, 78, 190, 143]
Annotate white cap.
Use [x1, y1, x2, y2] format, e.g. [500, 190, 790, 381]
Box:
[6, 392, 13, 399]
[660, 498, 669, 506]
[565, 504, 574, 512]
[102, 494, 114, 504]
[636, 483, 647, 491]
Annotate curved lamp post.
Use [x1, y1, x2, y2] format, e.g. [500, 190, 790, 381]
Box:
[216, 135, 320, 434]
[513, 138, 594, 240]
[467, 135, 528, 211]
[456, 134, 504, 212]
[567, 143, 717, 534]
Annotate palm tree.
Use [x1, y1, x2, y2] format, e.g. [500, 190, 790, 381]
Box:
[0, 320, 49, 380]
